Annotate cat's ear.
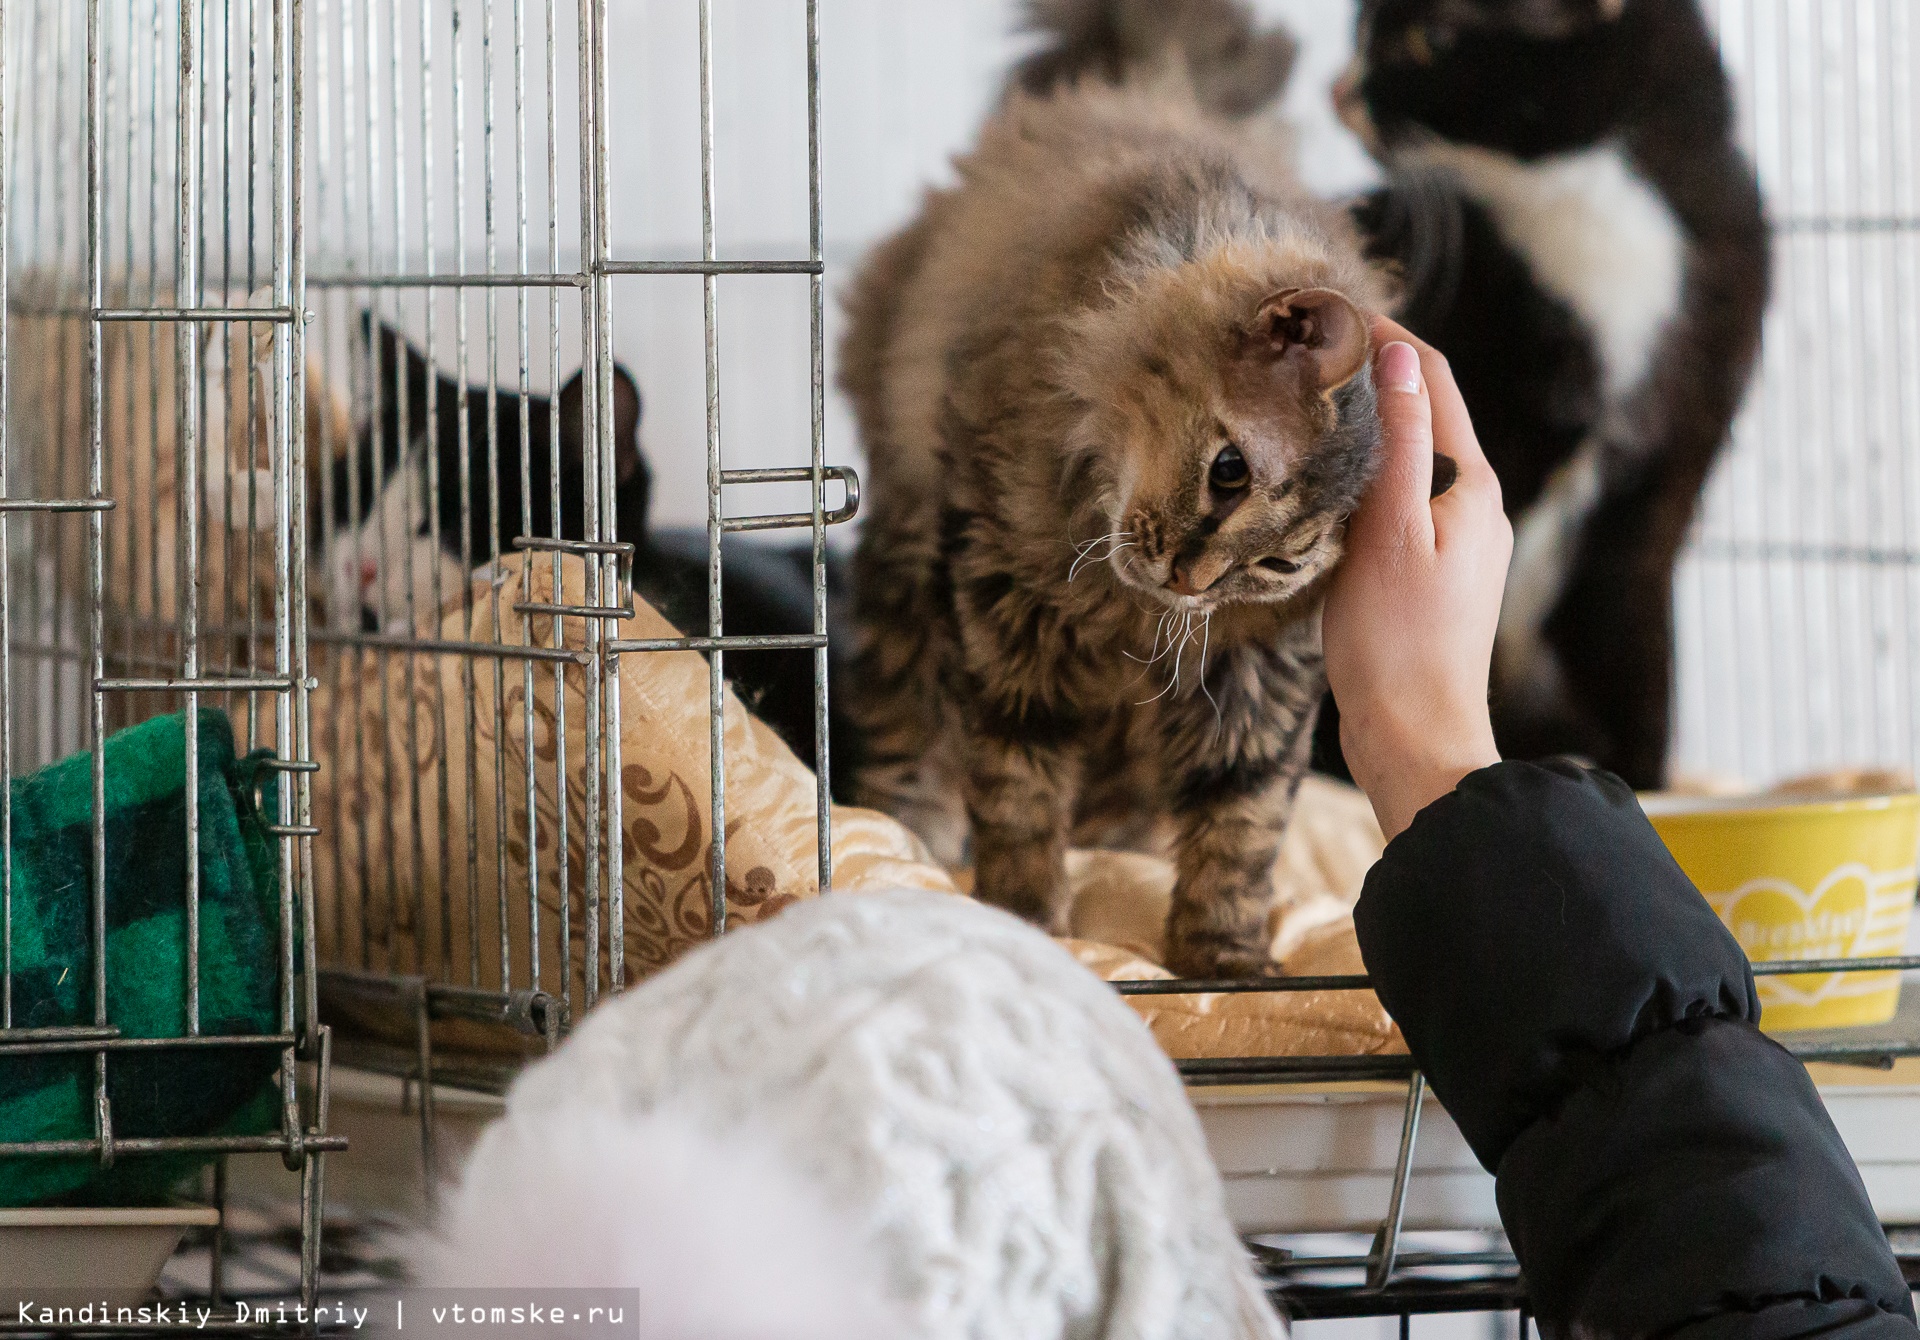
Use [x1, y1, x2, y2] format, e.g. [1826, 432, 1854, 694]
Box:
[1248, 288, 1371, 395]
[557, 367, 646, 488]
[1507, 0, 1625, 35]
[557, 368, 586, 465]
[609, 365, 644, 487]
[359, 313, 434, 442]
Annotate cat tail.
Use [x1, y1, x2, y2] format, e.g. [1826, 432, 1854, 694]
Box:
[1009, 0, 1298, 121]
[413, 1102, 903, 1340]
[1351, 167, 1471, 330]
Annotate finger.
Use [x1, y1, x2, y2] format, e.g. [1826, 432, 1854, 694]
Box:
[1414, 349, 1495, 492]
[1369, 314, 1423, 348]
[1429, 445, 1504, 557]
[1370, 316, 1493, 486]
[1368, 319, 1502, 534]
[1427, 385, 1503, 533]
[1350, 337, 1435, 555]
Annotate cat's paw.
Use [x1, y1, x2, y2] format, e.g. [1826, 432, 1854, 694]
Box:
[1161, 941, 1284, 981]
[975, 886, 1082, 940]
[971, 842, 1072, 936]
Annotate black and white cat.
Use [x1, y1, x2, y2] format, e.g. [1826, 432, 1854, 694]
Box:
[1325, 0, 1769, 788]
[323, 318, 861, 793]
[323, 316, 647, 636]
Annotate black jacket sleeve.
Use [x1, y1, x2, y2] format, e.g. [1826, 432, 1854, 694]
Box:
[1354, 759, 1917, 1340]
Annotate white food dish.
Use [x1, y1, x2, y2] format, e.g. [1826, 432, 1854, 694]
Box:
[1195, 1063, 1920, 1235]
[0, 1206, 221, 1309]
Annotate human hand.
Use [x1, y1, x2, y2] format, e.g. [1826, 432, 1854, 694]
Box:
[1323, 318, 1512, 841]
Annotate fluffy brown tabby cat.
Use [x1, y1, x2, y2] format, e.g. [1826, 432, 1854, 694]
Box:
[841, 4, 1386, 977]
[9, 277, 351, 731]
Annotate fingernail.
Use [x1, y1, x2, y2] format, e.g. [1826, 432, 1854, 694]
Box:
[1377, 341, 1423, 396]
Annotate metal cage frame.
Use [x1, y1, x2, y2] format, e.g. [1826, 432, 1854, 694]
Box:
[0, 0, 339, 1325]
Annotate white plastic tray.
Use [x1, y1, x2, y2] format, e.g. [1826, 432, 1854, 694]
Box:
[1195, 1060, 1920, 1235]
[0, 1206, 220, 1308]
[245, 1040, 1920, 1243]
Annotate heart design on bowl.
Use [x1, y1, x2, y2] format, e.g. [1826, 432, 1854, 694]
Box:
[1700, 862, 1920, 1011]
[1652, 795, 1920, 1028]
[1710, 862, 1876, 964]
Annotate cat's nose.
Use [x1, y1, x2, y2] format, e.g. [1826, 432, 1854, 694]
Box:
[1167, 553, 1230, 596]
[1332, 63, 1372, 140]
[355, 558, 379, 593]
[1332, 68, 1357, 109]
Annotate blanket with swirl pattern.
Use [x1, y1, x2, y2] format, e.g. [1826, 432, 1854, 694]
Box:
[279, 556, 1402, 1062]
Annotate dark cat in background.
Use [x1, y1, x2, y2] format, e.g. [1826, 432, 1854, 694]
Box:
[323, 318, 859, 791]
[1009, 0, 1298, 117]
[322, 316, 648, 634]
[1321, 0, 1769, 788]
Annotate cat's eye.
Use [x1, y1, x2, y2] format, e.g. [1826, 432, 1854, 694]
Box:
[1399, 22, 1452, 66]
[1259, 557, 1302, 575]
[1209, 444, 1251, 490]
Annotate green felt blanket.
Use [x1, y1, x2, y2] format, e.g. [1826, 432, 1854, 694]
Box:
[0, 709, 285, 1206]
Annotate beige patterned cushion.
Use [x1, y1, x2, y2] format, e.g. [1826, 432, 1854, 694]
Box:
[298, 555, 1401, 1061]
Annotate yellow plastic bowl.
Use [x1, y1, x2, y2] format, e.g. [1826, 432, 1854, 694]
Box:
[1640, 791, 1920, 1031]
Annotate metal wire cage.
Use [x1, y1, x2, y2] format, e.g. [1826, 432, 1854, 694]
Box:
[1676, 0, 1920, 785]
[0, 0, 338, 1321]
[0, 0, 1916, 1332]
[6, 0, 841, 1317]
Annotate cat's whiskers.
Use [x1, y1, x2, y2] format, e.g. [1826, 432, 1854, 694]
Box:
[1137, 669, 1181, 706]
[1068, 530, 1135, 583]
[1149, 610, 1170, 661]
[1139, 611, 1200, 705]
[1129, 615, 1178, 698]
[1124, 607, 1179, 668]
[1198, 611, 1220, 724]
[1121, 609, 1180, 693]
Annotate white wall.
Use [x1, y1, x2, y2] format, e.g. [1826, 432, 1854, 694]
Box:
[1675, 0, 1920, 784]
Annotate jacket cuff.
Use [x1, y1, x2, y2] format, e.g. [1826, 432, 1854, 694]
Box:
[1500, 1018, 1916, 1336]
[1353, 759, 1759, 1170]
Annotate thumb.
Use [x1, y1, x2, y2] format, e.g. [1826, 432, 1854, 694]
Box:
[1349, 340, 1435, 555]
